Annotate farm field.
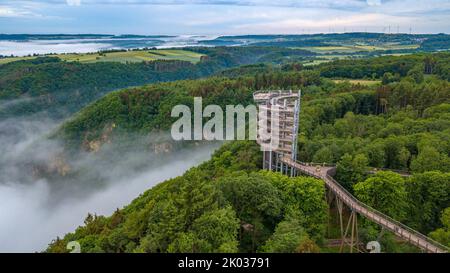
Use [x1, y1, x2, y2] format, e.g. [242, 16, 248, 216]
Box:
[302, 59, 332, 66]
[58, 49, 205, 63]
[302, 54, 362, 66]
[0, 56, 38, 65]
[332, 79, 382, 86]
[0, 49, 205, 65]
[299, 43, 420, 54]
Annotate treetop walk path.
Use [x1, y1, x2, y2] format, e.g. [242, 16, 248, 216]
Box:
[254, 90, 448, 253]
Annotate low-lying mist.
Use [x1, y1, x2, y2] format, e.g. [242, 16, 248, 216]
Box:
[0, 115, 218, 252]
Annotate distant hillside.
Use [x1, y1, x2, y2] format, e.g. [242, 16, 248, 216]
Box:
[419, 34, 450, 51]
[0, 47, 315, 119]
[0, 57, 199, 119]
[46, 52, 450, 252]
[313, 52, 450, 80]
[54, 70, 320, 151]
[207, 33, 450, 51]
[46, 141, 329, 253]
[55, 52, 450, 152]
[0, 49, 204, 65]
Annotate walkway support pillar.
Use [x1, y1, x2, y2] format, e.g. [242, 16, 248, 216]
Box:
[340, 210, 358, 253]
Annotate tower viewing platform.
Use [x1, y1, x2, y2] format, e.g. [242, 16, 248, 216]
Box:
[253, 90, 448, 253]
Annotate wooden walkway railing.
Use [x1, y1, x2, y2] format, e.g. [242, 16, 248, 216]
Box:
[281, 156, 448, 253]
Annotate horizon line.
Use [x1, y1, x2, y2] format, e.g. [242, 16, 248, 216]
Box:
[0, 32, 449, 36]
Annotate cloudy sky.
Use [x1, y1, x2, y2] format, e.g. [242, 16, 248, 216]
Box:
[0, 0, 449, 35]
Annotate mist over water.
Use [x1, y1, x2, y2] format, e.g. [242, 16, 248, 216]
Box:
[0, 41, 111, 57]
[0, 35, 221, 57]
[0, 115, 217, 252]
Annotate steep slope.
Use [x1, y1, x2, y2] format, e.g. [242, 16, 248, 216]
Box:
[0, 47, 316, 119]
[42, 53, 450, 252]
[46, 141, 328, 253]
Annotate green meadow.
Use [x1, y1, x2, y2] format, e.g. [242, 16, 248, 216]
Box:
[0, 49, 204, 65]
[298, 43, 420, 54]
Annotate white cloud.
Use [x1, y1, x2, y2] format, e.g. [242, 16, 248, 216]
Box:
[0, 114, 218, 252]
[366, 0, 381, 6]
[67, 0, 82, 6]
[0, 40, 110, 56]
[1, 0, 449, 34]
[0, 6, 39, 18]
[6, 0, 367, 9]
[233, 10, 414, 34]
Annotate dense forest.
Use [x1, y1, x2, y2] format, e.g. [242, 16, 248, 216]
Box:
[43, 52, 450, 252]
[1, 39, 447, 120]
[210, 33, 450, 51]
[313, 52, 450, 80]
[0, 46, 314, 119]
[47, 141, 329, 253]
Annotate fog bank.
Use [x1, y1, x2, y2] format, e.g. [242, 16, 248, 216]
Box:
[0, 116, 217, 252]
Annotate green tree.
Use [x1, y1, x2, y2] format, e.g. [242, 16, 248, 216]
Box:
[166, 232, 209, 253]
[335, 153, 369, 191]
[265, 171, 328, 242]
[354, 171, 408, 221]
[382, 72, 396, 84]
[410, 146, 450, 173]
[429, 208, 450, 247]
[383, 137, 410, 170]
[139, 199, 184, 252]
[362, 141, 385, 167]
[177, 168, 220, 228]
[335, 153, 354, 189]
[167, 207, 240, 253]
[407, 65, 424, 83]
[312, 146, 335, 163]
[217, 172, 283, 252]
[260, 212, 319, 253]
[424, 55, 437, 74]
[406, 172, 450, 232]
[191, 207, 240, 252]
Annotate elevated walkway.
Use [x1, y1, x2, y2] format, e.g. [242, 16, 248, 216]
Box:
[281, 157, 448, 253]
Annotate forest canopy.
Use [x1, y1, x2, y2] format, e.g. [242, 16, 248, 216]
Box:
[37, 51, 450, 252]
